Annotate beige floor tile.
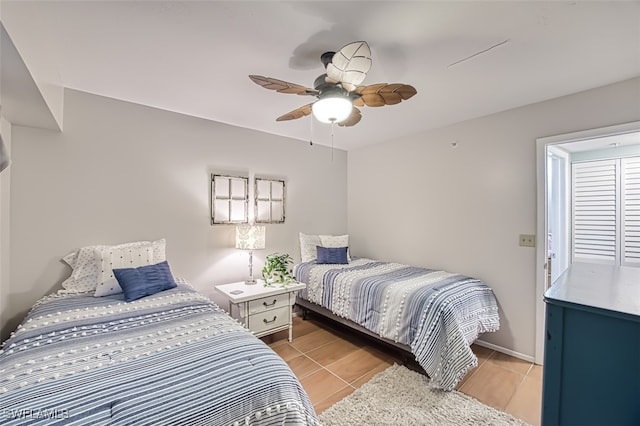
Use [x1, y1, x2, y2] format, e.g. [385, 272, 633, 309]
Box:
[300, 369, 350, 404]
[306, 338, 363, 367]
[269, 343, 303, 361]
[271, 316, 541, 419]
[351, 362, 391, 388]
[292, 316, 324, 338]
[290, 328, 340, 353]
[471, 344, 494, 365]
[287, 355, 322, 379]
[459, 360, 525, 410]
[326, 347, 392, 384]
[313, 385, 356, 414]
[528, 364, 543, 382]
[487, 351, 533, 375]
[506, 376, 542, 426]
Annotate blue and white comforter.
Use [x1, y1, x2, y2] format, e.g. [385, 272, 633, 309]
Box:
[295, 259, 500, 391]
[0, 281, 319, 425]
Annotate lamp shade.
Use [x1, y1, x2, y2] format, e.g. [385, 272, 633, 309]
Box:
[235, 225, 266, 250]
[312, 96, 352, 123]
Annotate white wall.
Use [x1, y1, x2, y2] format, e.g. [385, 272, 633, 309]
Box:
[1, 1, 64, 130]
[0, 116, 11, 342]
[348, 77, 640, 358]
[4, 88, 347, 338]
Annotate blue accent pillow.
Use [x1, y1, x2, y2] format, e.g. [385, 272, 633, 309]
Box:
[113, 261, 178, 302]
[316, 246, 349, 264]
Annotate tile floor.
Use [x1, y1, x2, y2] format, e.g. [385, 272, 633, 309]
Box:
[262, 315, 542, 425]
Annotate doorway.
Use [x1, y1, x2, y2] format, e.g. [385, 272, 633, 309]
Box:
[546, 146, 570, 285]
[535, 121, 640, 364]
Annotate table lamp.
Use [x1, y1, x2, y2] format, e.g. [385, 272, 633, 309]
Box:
[235, 224, 266, 285]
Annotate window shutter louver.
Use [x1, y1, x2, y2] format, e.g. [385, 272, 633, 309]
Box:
[622, 157, 640, 265]
[572, 160, 618, 264]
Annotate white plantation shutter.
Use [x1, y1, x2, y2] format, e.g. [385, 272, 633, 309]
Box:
[572, 160, 618, 264]
[572, 156, 640, 267]
[622, 157, 640, 265]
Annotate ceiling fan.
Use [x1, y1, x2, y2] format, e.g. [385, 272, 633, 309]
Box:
[249, 41, 417, 127]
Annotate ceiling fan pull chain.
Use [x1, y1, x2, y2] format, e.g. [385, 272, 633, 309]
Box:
[309, 115, 314, 146]
[331, 120, 335, 162]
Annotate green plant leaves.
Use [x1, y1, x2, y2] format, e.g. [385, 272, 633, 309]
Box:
[262, 253, 294, 284]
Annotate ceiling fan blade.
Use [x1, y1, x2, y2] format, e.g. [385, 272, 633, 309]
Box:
[354, 83, 417, 107]
[338, 106, 362, 127]
[249, 75, 318, 96]
[275, 103, 314, 122]
[325, 41, 372, 92]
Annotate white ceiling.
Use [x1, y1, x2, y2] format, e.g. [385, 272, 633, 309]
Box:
[3, 1, 640, 150]
[559, 131, 640, 153]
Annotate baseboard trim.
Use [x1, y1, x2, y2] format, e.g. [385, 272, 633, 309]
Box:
[474, 339, 537, 364]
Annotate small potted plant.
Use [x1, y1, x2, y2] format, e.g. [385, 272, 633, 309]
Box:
[262, 253, 295, 286]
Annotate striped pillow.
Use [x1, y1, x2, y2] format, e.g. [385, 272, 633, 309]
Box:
[113, 261, 177, 302]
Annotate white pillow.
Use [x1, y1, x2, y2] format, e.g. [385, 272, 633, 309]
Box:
[299, 233, 322, 262]
[93, 239, 166, 297]
[60, 239, 166, 295]
[299, 233, 350, 262]
[320, 234, 351, 262]
[62, 251, 78, 269]
[320, 234, 349, 248]
[60, 245, 105, 294]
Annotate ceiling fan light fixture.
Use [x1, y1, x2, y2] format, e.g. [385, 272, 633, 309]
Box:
[249, 40, 416, 128]
[312, 96, 352, 124]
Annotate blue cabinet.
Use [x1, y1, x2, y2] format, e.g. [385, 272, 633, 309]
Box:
[542, 263, 640, 426]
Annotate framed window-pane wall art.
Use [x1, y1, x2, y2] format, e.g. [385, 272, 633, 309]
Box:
[255, 178, 285, 223]
[211, 174, 248, 224]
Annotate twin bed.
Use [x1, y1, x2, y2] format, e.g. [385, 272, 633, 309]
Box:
[0, 235, 500, 424]
[294, 233, 500, 391]
[0, 281, 318, 425]
[0, 239, 318, 425]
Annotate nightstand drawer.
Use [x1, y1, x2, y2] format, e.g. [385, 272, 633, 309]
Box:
[248, 293, 290, 314]
[248, 306, 289, 334]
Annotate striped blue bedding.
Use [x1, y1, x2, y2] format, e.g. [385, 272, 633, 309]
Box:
[0, 281, 319, 425]
[295, 258, 500, 391]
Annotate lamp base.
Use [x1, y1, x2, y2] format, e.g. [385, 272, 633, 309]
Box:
[245, 278, 258, 285]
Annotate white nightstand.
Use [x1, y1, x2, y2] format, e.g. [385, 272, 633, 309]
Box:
[215, 280, 306, 342]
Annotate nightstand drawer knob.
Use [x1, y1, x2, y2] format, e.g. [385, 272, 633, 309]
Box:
[263, 316, 277, 324]
[263, 299, 277, 307]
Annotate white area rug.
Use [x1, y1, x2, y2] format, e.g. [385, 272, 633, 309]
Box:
[319, 364, 529, 426]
